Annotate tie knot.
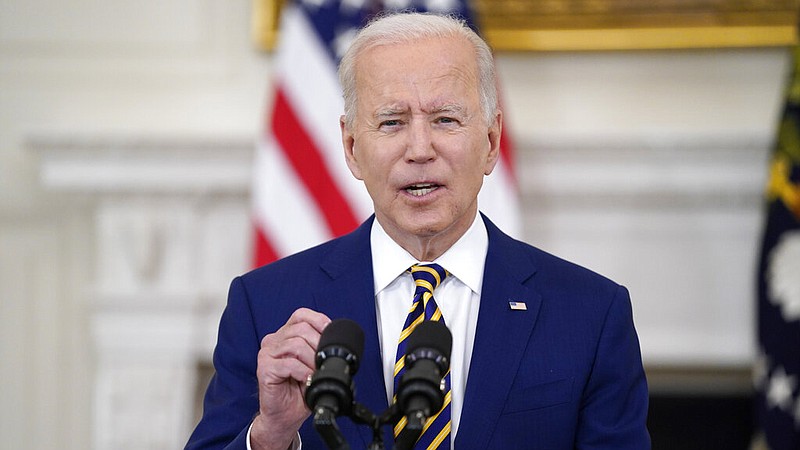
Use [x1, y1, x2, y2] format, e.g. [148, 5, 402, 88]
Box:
[410, 263, 448, 293]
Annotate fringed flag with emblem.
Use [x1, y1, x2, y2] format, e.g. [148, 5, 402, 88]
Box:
[754, 46, 800, 449]
[251, 0, 520, 267]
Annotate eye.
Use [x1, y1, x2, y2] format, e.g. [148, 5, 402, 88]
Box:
[436, 116, 459, 125]
[379, 119, 402, 128]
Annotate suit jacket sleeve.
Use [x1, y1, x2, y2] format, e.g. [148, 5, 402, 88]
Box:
[185, 276, 260, 450]
[576, 284, 650, 449]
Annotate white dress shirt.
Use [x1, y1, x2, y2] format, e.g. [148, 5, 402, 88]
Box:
[371, 212, 487, 445]
[249, 212, 487, 450]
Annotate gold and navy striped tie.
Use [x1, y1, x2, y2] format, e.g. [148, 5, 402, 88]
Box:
[393, 263, 451, 450]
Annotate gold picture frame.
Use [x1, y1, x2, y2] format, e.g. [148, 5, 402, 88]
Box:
[252, 0, 799, 51]
[252, 0, 285, 50]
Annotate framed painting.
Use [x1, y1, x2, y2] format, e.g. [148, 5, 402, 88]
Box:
[252, 0, 798, 51]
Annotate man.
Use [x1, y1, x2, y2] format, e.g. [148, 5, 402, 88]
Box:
[187, 12, 650, 450]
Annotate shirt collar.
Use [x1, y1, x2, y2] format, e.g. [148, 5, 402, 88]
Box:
[370, 212, 488, 295]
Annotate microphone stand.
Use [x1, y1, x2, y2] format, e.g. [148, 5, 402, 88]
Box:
[347, 402, 421, 450]
[312, 406, 350, 450]
[392, 410, 424, 450]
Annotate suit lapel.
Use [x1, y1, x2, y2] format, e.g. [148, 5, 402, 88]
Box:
[313, 217, 390, 447]
[455, 216, 542, 449]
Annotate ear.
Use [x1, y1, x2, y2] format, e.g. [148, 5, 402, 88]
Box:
[483, 110, 502, 176]
[341, 115, 363, 180]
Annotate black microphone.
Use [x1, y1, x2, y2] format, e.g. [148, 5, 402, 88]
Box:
[394, 320, 452, 449]
[304, 318, 365, 450]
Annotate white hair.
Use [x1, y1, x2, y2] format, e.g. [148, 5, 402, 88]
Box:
[338, 12, 498, 129]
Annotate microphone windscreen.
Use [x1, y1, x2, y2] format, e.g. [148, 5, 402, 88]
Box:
[318, 318, 365, 358]
[407, 320, 452, 359]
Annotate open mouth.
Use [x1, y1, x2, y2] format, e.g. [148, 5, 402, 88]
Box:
[404, 183, 440, 197]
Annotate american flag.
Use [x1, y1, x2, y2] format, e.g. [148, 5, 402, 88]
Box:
[252, 0, 521, 266]
[754, 46, 800, 449]
[508, 301, 527, 311]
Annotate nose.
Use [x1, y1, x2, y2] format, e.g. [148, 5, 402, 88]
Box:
[404, 118, 436, 163]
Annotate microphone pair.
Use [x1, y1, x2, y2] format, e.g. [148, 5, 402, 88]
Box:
[304, 318, 452, 450]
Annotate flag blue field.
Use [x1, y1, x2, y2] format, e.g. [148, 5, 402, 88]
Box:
[755, 46, 800, 449]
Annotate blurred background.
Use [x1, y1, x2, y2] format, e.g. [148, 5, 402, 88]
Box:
[1, 1, 798, 449]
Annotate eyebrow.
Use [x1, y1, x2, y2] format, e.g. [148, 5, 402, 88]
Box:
[431, 104, 465, 114]
[375, 107, 407, 118]
[375, 104, 465, 118]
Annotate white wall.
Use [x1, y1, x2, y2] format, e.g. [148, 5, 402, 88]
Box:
[0, 1, 791, 448]
[0, 1, 269, 448]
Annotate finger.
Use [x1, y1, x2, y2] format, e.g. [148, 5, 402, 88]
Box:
[285, 308, 331, 334]
[260, 356, 315, 386]
[262, 320, 325, 355]
[262, 334, 318, 369]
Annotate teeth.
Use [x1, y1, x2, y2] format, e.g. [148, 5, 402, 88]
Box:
[406, 184, 438, 196]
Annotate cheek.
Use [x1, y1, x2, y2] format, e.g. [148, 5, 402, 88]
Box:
[362, 146, 401, 182]
[460, 156, 491, 193]
[461, 148, 491, 179]
[360, 158, 392, 193]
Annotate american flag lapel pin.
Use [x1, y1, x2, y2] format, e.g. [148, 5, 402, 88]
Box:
[509, 300, 527, 311]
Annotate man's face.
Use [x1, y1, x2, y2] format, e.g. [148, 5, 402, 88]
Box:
[341, 36, 501, 253]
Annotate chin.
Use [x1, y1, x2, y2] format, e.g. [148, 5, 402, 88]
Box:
[387, 214, 435, 235]
[406, 217, 452, 237]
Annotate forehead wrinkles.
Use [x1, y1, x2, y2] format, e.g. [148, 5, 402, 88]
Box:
[366, 72, 476, 113]
[354, 39, 479, 121]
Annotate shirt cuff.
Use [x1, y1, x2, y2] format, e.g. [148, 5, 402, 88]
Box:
[246, 421, 301, 450]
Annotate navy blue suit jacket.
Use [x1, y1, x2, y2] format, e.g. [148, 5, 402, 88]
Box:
[186, 215, 650, 449]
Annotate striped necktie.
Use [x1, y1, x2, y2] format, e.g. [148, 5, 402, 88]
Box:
[393, 263, 451, 450]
